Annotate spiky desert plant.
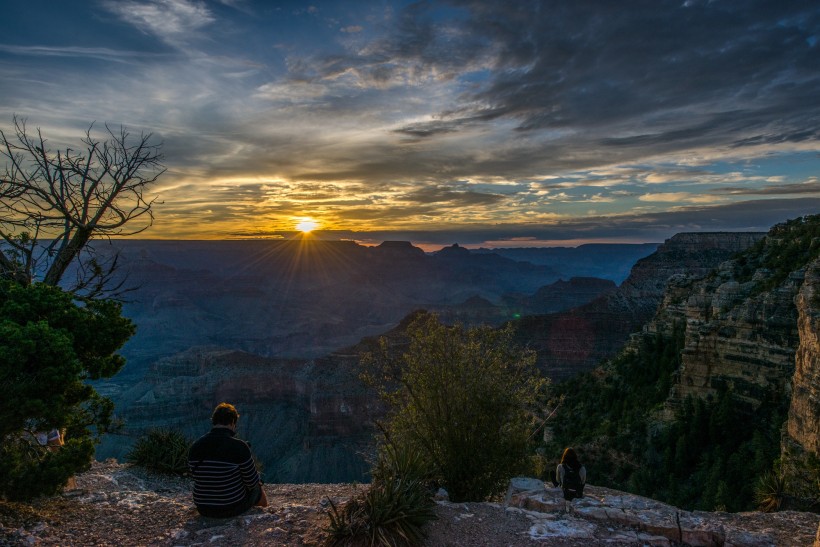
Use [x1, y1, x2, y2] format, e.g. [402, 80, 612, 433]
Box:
[754, 469, 786, 512]
[325, 442, 436, 546]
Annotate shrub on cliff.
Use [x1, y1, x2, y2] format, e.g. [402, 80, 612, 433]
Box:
[362, 312, 549, 502]
[326, 441, 436, 545]
[127, 429, 191, 476]
[0, 280, 134, 501]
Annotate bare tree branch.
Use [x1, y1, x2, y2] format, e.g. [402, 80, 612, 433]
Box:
[0, 116, 164, 295]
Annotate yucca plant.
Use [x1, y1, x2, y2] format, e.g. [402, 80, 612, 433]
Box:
[126, 429, 190, 475]
[754, 469, 786, 512]
[326, 442, 437, 546]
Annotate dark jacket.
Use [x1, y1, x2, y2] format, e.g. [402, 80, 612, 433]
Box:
[188, 427, 261, 517]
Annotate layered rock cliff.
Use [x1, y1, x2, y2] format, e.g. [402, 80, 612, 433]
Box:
[652, 218, 820, 415]
[641, 216, 820, 506]
[514, 232, 764, 379]
[546, 216, 820, 511]
[663, 268, 802, 413]
[784, 257, 820, 502]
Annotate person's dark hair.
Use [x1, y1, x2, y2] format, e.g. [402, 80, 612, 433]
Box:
[212, 402, 239, 426]
[560, 447, 581, 470]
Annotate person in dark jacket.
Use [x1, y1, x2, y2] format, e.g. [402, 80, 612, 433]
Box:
[556, 447, 586, 502]
[188, 402, 268, 518]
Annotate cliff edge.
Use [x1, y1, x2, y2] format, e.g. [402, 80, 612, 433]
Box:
[1, 461, 817, 546]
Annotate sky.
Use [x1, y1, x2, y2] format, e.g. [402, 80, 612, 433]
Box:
[1, 0, 819, 249]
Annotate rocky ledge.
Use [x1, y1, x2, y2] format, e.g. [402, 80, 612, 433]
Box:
[1, 462, 818, 546]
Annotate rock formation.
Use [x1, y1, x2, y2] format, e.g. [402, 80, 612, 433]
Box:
[663, 266, 802, 412]
[789, 257, 820, 456]
[638, 217, 820, 506]
[514, 232, 764, 379]
[784, 257, 820, 502]
[3, 461, 818, 546]
[645, 218, 820, 421]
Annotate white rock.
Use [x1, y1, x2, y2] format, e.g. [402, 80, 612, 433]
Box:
[528, 518, 597, 540]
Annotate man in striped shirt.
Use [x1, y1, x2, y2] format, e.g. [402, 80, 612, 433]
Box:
[188, 402, 268, 518]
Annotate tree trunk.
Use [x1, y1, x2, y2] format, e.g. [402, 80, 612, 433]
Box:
[43, 226, 93, 286]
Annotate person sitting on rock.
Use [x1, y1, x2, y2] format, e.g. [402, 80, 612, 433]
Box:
[188, 402, 268, 518]
[557, 447, 586, 502]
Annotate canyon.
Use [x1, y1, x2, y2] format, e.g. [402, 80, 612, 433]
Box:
[104, 239, 646, 375]
[99, 231, 785, 484]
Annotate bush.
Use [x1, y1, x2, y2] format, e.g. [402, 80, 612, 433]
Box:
[127, 429, 191, 475]
[0, 433, 93, 501]
[326, 442, 436, 546]
[0, 280, 134, 500]
[362, 312, 548, 502]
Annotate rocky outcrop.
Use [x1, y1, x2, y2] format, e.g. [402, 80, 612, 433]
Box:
[505, 478, 818, 546]
[788, 257, 820, 456]
[656, 218, 820, 416]
[665, 268, 802, 411]
[4, 462, 818, 546]
[782, 257, 820, 503]
[514, 232, 764, 379]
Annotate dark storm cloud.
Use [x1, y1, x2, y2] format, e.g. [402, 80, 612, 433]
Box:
[398, 186, 505, 205]
[367, 0, 820, 156]
[712, 180, 820, 196]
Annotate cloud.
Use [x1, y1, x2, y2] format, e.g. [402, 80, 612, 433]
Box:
[639, 192, 723, 204]
[711, 179, 820, 196]
[0, 44, 156, 63]
[2, 1, 819, 242]
[398, 186, 505, 205]
[346, 0, 820, 164]
[101, 0, 215, 43]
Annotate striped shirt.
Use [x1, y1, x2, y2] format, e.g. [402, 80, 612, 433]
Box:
[188, 427, 261, 514]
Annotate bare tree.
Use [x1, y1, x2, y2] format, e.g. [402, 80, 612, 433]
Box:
[0, 116, 164, 295]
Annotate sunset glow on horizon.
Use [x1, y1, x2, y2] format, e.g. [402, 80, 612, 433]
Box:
[296, 218, 319, 233]
[2, 1, 818, 248]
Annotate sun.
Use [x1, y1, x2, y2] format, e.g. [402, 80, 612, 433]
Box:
[295, 218, 319, 233]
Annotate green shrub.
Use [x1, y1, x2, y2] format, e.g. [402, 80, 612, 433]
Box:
[362, 312, 548, 502]
[326, 442, 436, 546]
[0, 433, 93, 501]
[0, 280, 133, 501]
[127, 429, 191, 475]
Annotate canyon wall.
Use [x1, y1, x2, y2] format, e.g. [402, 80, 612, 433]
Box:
[514, 232, 764, 379]
[789, 258, 820, 455]
[663, 266, 803, 412]
[785, 258, 820, 500]
[642, 217, 820, 503]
